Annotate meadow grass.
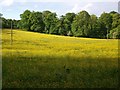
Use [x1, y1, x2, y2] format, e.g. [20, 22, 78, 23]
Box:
[2, 29, 119, 88]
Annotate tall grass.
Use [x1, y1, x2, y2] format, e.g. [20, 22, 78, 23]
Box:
[2, 29, 118, 88]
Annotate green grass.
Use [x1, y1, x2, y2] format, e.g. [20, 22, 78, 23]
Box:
[2, 29, 119, 88]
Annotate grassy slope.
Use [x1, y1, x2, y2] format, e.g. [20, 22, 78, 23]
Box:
[2, 29, 118, 88]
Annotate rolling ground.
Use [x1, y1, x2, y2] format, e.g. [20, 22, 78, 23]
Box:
[2, 29, 119, 88]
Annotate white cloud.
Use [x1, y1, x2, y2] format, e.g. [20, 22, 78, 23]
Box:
[34, 5, 38, 9]
[0, 0, 118, 7]
[6, 9, 12, 11]
[81, 3, 93, 12]
[0, 0, 14, 7]
[16, 0, 119, 2]
[17, 0, 78, 3]
[69, 3, 93, 14]
[70, 4, 79, 13]
[20, 0, 28, 5]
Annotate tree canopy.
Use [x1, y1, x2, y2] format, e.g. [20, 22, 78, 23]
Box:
[1, 10, 120, 39]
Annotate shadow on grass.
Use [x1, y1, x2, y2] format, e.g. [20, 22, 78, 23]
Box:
[2, 55, 119, 88]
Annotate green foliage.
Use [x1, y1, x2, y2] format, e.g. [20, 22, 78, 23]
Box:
[48, 13, 58, 34]
[63, 13, 76, 36]
[72, 11, 91, 37]
[19, 10, 32, 30]
[1, 17, 19, 29]
[99, 12, 112, 30]
[109, 25, 120, 39]
[42, 11, 58, 34]
[89, 15, 99, 38]
[57, 15, 66, 35]
[111, 13, 120, 29]
[1, 10, 120, 39]
[12, 20, 20, 29]
[29, 11, 45, 32]
[99, 12, 112, 38]
[0, 13, 3, 17]
[108, 11, 120, 39]
[0, 13, 2, 29]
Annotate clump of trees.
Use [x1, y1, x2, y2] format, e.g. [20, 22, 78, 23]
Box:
[0, 13, 19, 29]
[2, 18, 19, 29]
[1, 10, 120, 39]
[0, 13, 2, 28]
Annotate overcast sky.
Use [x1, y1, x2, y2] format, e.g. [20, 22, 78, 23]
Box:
[0, 0, 119, 20]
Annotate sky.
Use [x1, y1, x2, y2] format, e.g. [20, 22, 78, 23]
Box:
[0, 0, 119, 20]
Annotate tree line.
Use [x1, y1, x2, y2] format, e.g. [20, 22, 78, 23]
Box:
[0, 10, 120, 39]
[0, 13, 19, 29]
